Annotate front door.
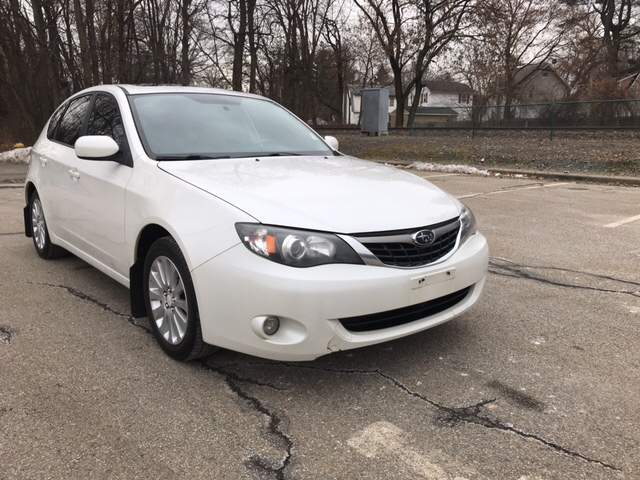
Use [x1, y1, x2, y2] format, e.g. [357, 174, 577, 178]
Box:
[67, 93, 133, 276]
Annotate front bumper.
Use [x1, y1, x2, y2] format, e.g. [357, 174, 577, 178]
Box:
[192, 233, 488, 361]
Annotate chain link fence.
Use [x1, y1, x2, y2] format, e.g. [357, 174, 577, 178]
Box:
[405, 99, 640, 140]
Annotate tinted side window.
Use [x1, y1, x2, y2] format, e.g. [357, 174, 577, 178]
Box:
[55, 95, 91, 146]
[46, 104, 66, 139]
[86, 94, 125, 147]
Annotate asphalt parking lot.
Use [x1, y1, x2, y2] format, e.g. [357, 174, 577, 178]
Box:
[1, 172, 639, 479]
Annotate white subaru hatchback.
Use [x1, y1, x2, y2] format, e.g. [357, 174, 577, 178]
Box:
[24, 85, 488, 361]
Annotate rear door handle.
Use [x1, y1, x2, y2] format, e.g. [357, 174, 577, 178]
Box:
[68, 169, 81, 181]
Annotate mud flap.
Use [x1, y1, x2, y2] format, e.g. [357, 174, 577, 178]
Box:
[129, 260, 146, 318]
[23, 205, 32, 237]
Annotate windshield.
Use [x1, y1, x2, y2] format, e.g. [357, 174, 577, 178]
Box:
[129, 93, 333, 160]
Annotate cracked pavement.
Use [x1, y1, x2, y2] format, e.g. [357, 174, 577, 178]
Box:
[1, 174, 639, 479]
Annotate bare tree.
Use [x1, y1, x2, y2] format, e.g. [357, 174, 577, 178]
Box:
[322, 3, 353, 122]
[554, 6, 604, 90]
[0, 0, 473, 141]
[353, 0, 472, 127]
[585, 0, 640, 76]
[474, 0, 568, 110]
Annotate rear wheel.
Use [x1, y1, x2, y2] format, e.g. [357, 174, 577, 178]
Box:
[30, 191, 66, 259]
[143, 237, 216, 361]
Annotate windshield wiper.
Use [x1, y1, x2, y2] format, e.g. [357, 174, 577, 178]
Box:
[155, 154, 232, 160]
[232, 152, 303, 159]
[266, 152, 301, 156]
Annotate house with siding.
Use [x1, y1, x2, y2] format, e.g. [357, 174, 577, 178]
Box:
[390, 80, 474, 126]
[618, 72, 640, 96]
[342, 80, 475, 126]
[492, 63, 570, 120]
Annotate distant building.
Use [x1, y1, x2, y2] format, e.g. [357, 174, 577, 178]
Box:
[342, 80, 475, 126]
[342, 85, 396, 125]
[489, 62, 570, 121]
[497, 63, 569, 104]
[390, 80, 474, 126]
[618, 72, 640, 97]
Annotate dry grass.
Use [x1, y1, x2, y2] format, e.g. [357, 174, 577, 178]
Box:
[335, 130, 640, 176]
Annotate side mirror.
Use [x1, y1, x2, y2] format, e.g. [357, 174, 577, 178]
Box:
[74, 135, 120, 160]
[324, 135, 339, 151]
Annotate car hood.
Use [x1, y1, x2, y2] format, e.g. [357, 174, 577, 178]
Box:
[158, 156, 460, 233]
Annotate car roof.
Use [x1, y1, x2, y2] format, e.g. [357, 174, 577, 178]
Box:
[74, 84, 267, 101]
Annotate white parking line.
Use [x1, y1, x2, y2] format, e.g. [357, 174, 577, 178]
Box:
[458, 182, 571, 199]
[604, 214, 640, 228]
[348, 421, 471, 479]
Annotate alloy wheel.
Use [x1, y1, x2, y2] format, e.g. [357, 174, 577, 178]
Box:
[148, 255, 189, 345]
[31, 198, 46, 251]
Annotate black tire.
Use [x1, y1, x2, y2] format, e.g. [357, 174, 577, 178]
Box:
[143, 236, 217, 361]
[29, 191, 67, 259]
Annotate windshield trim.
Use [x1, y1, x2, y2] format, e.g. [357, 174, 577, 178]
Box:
[127, 92, 334, 161]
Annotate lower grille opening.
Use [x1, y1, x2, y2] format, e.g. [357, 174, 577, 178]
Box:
[339, 286, 472, 332]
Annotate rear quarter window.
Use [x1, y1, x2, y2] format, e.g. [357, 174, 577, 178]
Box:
[46, 104, 66, 140]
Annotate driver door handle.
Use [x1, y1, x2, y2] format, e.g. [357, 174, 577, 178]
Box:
[68, 168, 81, 181]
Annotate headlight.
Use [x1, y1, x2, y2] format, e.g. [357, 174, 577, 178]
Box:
[236, 223, 364, 267]
[459, 205, 477, 244]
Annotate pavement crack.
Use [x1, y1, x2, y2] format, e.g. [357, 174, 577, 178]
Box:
[238, 362, 621, 473]
[209, 365, 287, 392]
[30, 282, 152, 333]
[0, 232, 22, 236]
[0, 325, 15, 344]
[489, 258, 640, 298]
[202, 362, 293, 479]
[437, 407, 621, 472]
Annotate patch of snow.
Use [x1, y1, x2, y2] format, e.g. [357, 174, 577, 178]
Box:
[408, 162, 490, 176]
[0, 147, 32, 164]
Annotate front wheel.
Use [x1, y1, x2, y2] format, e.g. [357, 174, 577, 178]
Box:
[143, 237, 216, 361]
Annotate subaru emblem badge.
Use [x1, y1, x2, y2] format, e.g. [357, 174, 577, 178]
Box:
[412, 229, 435, 246]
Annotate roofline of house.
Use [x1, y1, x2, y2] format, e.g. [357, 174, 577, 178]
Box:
[514, 62, 571, 92]
[618, 72, 640, 89]
[423, 84, 474, 94]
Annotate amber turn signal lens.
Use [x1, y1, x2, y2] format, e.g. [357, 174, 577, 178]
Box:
[267, 235, 277, 254]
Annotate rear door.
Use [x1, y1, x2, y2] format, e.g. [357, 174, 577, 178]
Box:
[40, 94, 93, 244]
[30, 102, 67, 238]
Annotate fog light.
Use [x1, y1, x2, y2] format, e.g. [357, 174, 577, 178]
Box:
[263, 316, 280, 336]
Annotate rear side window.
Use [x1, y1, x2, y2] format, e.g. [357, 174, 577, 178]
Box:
[46, 104, 66, 139]
[86, 94, 125, 147]
[55, 95, 91, 146]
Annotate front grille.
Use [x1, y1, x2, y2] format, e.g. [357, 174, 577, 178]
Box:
[360, 220, 460, 267]
[339, 286, 472, 332]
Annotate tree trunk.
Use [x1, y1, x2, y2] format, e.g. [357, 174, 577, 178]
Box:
[393, 68, 404, 127]
[85, 0, 100, 84]
[32, 0, 60, 108]
[247, 0, 257, 93]
[73, 0, 93, 87]
[408, 83, 423, 129]
[180, 0, 191, 85]
[232, 0, 247, 91]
